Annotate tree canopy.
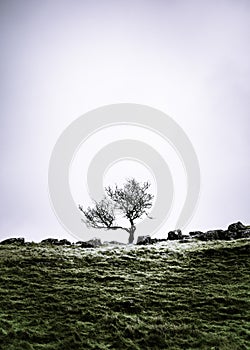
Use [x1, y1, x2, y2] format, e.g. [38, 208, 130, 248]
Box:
[79, 178, 154, 244]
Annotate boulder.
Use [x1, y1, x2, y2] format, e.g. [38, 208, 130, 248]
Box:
[206, 230, 225, 240]
[104, 241, 125, 245]
[222, 230, 233, 239]
[75, 239, 101, 248]
[228, 221, 249, 232]
[137, 235, 151, 244]
[235, 228, 250, 239]
[189, 227, 250, 241]
[80, 242, 95, 248]
[136, 236, 167, 245]
[0, 237, 25, 245]
[41, 238, 59, 245]
[189, 231, 204, 237]
[86, 238, 102, 247]
[168, 229, 183, 240]
[191, 230, 226, 241]
[136, 235, 153, 245]
[157, 238, 168, 243]
[58, 239, 71, 246]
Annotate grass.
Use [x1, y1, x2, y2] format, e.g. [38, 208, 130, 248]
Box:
[0, 239, 249, 349]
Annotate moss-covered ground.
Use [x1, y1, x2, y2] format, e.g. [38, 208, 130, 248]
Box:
[0, 239, 249, 349]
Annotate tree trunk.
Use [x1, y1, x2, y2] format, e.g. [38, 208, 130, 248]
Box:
[128, 225, 136, 244]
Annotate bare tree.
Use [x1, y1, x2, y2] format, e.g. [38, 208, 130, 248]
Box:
[79, 178, 154, 244]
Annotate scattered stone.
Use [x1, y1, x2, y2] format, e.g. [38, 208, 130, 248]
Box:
[75, 238, 101, 248]
[86, 238, 102, 247]
[206, 230, 225, 240]
[168, 229, 183, 240]
[41, 238, 59, 245]
[157, 238, 168, 243]
[228, 221, 249, 232]
[103, 241, 126, 245]
[136, 236, 167, 245]
[191, 230, 223, 241]
[182, 234, 191, 239]
[189, 223, 250, 241]
[189, 231, 204, 237]
[58, 239, 71, 246]
[1, 221, 249, 248]
[136, 236, 153, 245]
[137, 235, 151, 244]
[80, 242, 95, 248]
[0, 237, 25, 245]
[234, 229, 250, 239]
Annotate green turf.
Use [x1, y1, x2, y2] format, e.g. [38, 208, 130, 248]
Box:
[0, 239, 249, 349]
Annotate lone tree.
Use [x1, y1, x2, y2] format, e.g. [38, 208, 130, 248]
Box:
[79, 178, 154, 244]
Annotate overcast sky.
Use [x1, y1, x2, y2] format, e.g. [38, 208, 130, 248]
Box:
[1, 0, 250, 242]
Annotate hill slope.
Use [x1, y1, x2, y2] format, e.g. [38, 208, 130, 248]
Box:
[0, 240, 249, 349]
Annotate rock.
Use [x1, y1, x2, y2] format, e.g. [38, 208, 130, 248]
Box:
[228, 221, 249, 232]
[86, 238, 102, 247]
[206, 230, 225, 240]
[58, 239, 71, 246]
[80, 242, 95, 248]
[235, 228, 250, 239]
[182, 234, 191, 239]
[41, 238, 59, 245]
[223, 230, 241, 240]
[190, 226, 250, 241]
[168, 229, 183, 240]
[103, 241, 125, 245]
[75, 238, 101, 248]
[189, 231, 204, 237]
[136, 235, 153, 245]
[136, 236, 167, 245]
[157, 238, 168, 243]
[137, 235, 151, 244]
[191, 230, 226, 241]
[0, 237, 25, 245]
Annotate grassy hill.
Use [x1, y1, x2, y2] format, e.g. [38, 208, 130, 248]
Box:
[0, 239, 249, 349]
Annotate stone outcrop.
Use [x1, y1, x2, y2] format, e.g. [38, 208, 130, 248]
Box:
[58, 239, 71, 245]
[79, 242, 95, 248]
[0, 222, 249, 247]
[41, 238, 71, 245]
[41, 238, 60, 245]
[136, 236, 167, 245]
[137, 236, 153, 245]
[167, 229, 183, 240]
[137, 222, 250, 245]
[86, 238, 102, 247]
[137, 235, 151, 244]
[189, 231, 204, 237]
[75, 238, 102, 248]
[0, 237, 25, 245]
[228, 221, 250, 232]
[76, 238, 102, 248]
[104, 241, 125, 245]
[190, 222, 250, 241]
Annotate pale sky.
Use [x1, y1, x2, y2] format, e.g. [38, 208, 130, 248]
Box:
[1, 0, 250, 242]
